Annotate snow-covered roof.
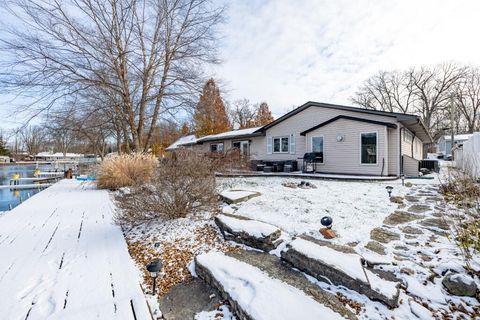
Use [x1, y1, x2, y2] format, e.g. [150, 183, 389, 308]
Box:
[165, 134, 198, 151]
[197, 127, 262, 143]
[35, 152, 84, 158]
[443, 134, 474, 141]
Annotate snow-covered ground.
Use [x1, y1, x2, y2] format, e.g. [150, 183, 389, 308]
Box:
[0, 180, 151, 319]
[217, 177, 415, 244]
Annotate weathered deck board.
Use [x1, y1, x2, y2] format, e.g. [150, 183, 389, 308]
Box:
[0, 180, 151, 320]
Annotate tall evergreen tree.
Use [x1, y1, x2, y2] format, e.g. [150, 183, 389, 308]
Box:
[0, 136, 10, 156]
[255, 102, 274, 126]
[193, 79, 231, 137]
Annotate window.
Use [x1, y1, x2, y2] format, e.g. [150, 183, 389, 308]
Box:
[210, 142, 224, 153]
[311, 136, 324, 163]
[403, 130, 413, 143]
[361, 132, 377, 164]
[273, 137, 289, 153]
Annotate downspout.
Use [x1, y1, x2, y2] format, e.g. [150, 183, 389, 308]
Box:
[399, 127, 403, 176]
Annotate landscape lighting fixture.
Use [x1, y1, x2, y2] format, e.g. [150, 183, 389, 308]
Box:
[386, 186, 393, 197]
[401, 174, 405, 186]
[321, 216, 333, 229]
[146, 260, 163, 295]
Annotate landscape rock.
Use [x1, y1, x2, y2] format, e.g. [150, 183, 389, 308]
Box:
[158, 279, 222, 320]
[281, 238, 401, 308]
[195, 251, 354, 320]
[408, 204, 431, 213]
[419, 218, 450, 231]
[383, 211, 421, 225]
[370, 227, 401, 243]
[389, 196, 404, 204]
[365, 241, 386, 255]
[401, 226, 423, 235]
[405, 182, 413, 187]
[227, 250, 357, 320]
[215, 213, 282, 251]
[404, 195, 419, 202]
[219, 189, 261, 204]
[442, 273, 478, 297]
[400, 267, 415, 275]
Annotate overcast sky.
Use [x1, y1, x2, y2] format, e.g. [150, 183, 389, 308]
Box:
[1, 0, 480, 126]
[213, 0, 480, 118]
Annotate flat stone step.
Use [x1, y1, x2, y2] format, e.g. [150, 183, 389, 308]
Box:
[195, 251, 351, 320]
[215, 213, 283, 251]
[226, 250, 357, 320]
[220, 189, 261, 204]
[281, 237, 401, 308]
[158, 279, 222, 320]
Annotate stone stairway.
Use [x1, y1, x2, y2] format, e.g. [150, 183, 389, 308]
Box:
[159, 213, 402, 319]
[191, 213, 401, 319]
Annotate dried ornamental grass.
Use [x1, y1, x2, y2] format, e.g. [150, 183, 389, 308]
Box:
[97, 153, 157, 189]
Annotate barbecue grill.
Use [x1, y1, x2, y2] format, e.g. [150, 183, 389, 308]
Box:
[302, 152, 323, 173]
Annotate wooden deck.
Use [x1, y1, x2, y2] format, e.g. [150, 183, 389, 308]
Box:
[0, 180, 151, 319]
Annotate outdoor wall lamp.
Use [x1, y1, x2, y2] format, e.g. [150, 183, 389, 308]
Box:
[146, 260, 163, 295]
[386, 186, 393, 197]
[321, 216, 333, 229]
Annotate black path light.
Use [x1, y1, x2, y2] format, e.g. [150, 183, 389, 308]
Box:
[386, 186, 393, 197]
[321, 216, 333, 229]
[146, 260, 163, 295]
[401, 174, 405, 186]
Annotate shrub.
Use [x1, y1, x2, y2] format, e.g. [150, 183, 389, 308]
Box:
[440, 169, 480, 271]
[115, 150, 217, 227]
[97, 153, 157, 189]
[207, 148, 251, 172]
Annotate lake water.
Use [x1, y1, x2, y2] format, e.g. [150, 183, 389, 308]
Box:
[0, 165, 52, 212]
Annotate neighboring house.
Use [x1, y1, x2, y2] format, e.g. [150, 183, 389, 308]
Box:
[436, 134, 473, 156]
[165, 134, 198, 152]
[0, 156, 10, 163]
[168, 101, 432, 176]
[34, 152, 84, 161]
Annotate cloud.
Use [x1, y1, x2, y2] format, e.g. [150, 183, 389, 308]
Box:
[213, 0, 480, 117]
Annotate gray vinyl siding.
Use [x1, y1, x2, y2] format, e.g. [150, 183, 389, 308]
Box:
[401, 128, 423, 160]
[403, 155, 419, 176]
[303, 119, 388, 176]
[254, 106, 398, 163]
[388, 128, 398, 175]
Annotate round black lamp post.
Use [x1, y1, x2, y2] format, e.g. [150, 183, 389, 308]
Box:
[386, 186, 393, 197]
[146, 260, 163, 295]
[321, 216, 333, 229]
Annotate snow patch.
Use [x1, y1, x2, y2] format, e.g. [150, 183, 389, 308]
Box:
[196, 251, 344, 320]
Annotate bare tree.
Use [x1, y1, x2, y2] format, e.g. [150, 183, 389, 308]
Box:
[453, 67, 480, 133]
[352, 70, 416, 113]
[229, 99, 256, 129]
[409, 62, 466, 131]
[0, 0, 224, 152]
[352, 62, 467, 136]
[20, 125, 46, 156]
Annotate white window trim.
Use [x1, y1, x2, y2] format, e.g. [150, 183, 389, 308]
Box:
[359, 131, 378, 165]
[403, 129, 413, 143]
[310, 135, 324, 164]
[273, 136, 290, 153]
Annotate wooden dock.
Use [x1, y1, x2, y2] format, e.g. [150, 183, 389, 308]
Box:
[0, 183, 53, 190]
[0, 180, 152, 319]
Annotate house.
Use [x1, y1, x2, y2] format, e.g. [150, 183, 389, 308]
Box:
[165, 134, 198, 152]
[0, 156, 10, 163]
[34, 152, 84, 161]
[168, 101, 432, 176]
[436, 134, 473, 157]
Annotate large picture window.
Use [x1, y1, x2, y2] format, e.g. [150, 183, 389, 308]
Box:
[273, 137, 289, 153]
[361, 132, 377, 164]
[311, 136, 324, 163]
